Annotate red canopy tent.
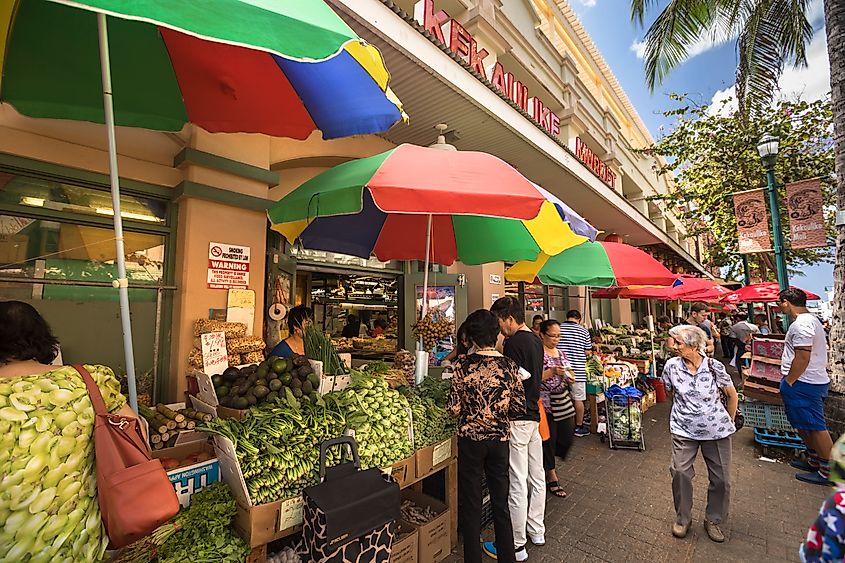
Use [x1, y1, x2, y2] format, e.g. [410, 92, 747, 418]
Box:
[721, 282, 820, 304]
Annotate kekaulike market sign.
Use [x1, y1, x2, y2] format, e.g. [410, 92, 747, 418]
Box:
[208, 242, 250, 289]
[414, 0, 561, 137]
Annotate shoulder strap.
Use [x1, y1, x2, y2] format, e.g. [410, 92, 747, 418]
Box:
[73, 364, 109, 416]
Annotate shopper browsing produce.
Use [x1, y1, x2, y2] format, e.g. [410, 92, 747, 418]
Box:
[269, 305, 313, 358]
[0, 301, 133, 562]
[447, 309, 526, 563]
[486, 296, 545, 562]
[538, 320, 576, 499]
[663, 324, 737, 543]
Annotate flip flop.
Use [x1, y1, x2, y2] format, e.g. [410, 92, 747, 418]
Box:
[546, 480, 567, 498]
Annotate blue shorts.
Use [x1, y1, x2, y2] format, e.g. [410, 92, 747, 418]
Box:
[780, 379, 829, 432]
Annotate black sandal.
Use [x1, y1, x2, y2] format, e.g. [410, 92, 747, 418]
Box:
[546, 481, 567, 498]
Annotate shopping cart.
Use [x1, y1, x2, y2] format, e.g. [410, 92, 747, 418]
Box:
[602, 385, 645, 451]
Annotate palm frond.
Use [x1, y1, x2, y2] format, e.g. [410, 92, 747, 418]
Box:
[641, 0, 719, 91]
[736, 0, 813, 113]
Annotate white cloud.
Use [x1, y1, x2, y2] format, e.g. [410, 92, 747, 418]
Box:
[778, 29, 830, 101]
[708, 86, 738, 117]
[630, 39, 647, 59]
[577, 0, 597, 6]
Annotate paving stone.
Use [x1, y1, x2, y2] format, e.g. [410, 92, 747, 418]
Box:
[440, 402, 828, 562]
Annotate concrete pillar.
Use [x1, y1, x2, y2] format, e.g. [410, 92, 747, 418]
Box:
[447, 262, 505, 313]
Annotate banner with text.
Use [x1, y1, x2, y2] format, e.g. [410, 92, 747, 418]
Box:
[786, 179, 826, 249]
[733, 190, 771, 254]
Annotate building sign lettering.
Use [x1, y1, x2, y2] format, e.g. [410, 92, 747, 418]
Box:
[575, 138, 616, 188]
[414, 0, 560, 137]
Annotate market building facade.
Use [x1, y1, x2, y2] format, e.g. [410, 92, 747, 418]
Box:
[0, 0, 705, 401]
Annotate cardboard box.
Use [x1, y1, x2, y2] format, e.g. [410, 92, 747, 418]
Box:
[234, 496, 302, 548]
[152, 441, 219, 508]
[401, 491, 450, 563]
[383, 456, 414, 489]
[415, 436, 456, 480]
[213, 434, 302, 546]
[391, 523, 419, 563]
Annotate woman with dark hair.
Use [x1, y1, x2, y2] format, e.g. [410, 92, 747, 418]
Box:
[269, 304, 313, 358]
[0, 300, 132, 561]
[538, 320, 576, 498]
[447, 309, 526, 563]
[443, 321, 471, 364]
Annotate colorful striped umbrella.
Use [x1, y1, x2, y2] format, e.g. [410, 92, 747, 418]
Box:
[268, 144, 597, 266]
[506, 242, 677, 288]
[0, 0, 407, 139]
[0, 0, 407, 411]
[721, 282, 820, 303]
[592, 275, 730, 301]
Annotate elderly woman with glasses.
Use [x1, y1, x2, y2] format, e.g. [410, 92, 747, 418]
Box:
[663, 324, 739, 544]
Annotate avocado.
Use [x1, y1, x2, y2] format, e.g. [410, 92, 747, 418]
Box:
[216, 385, 229, 398]
[290, 378, 302, 390]
[266, 391, 279, 402]
[212, 375, 223, 387]
[256, 379, 267, 388]
[272, 358, 289, 374]
[302, 380, 313, 395]
[269, 378, 283, 391]
[280, 373, 292, 386]
[222, 367, 240, 381]
[309, 391, 319, 401]
[308, 373, 321, 388]
[292, 388, 303, 398]
[253, 385, 270, 399]
[292, 355, 309, 368]
[246, 393, 257, 406]
[233, 397, 249, 409]
[296, 366, 312, 379]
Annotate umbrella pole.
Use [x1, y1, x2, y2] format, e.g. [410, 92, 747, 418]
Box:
[414, 213, 433, 384]
[98, 13, 138, 412]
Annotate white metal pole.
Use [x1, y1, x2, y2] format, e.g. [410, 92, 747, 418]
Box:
[415, 214, 434, 384]
[98, 13, 139, 412]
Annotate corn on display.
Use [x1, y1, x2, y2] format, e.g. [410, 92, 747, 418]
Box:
[0, 364, 125, 562]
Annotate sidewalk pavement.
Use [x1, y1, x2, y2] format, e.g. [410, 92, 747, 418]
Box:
[445, 401, 829, 562]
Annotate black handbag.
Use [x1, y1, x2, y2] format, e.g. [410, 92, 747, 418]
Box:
[302, 437, 401, 563]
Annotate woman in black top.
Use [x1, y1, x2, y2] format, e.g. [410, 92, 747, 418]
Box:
[447, 310, 526, 563]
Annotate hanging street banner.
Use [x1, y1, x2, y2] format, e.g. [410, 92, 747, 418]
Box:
[733, 190, 772, 253]
[208, 242, 250, 289]
[786, 178, 826, 249]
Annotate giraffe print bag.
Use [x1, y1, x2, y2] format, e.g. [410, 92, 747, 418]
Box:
[303, 437, 401, 562]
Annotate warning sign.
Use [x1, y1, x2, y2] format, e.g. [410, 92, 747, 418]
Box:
[207, 242, 250, 289]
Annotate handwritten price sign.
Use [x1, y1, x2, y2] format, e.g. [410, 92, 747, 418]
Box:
[201, 331, 229, 375]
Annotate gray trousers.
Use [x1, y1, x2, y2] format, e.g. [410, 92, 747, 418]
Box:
[670, 434, 732, 526]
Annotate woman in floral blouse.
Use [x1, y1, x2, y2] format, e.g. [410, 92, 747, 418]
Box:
[447, 309, 526, 563]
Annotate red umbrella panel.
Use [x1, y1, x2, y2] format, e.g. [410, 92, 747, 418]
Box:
[591, 276, 729, 302]
[722, 282, 820, 303]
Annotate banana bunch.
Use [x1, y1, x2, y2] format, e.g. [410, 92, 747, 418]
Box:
[0, 365, 124, 563]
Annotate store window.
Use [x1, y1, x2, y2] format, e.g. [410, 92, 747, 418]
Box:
[0, 169, 172, 400]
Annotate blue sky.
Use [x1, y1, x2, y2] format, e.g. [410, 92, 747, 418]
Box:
[568, 0, 833, 299]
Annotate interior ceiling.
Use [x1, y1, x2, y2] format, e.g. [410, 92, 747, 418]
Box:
[337, 9, 665, 248]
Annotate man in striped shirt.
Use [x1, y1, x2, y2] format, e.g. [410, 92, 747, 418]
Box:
[557, 310, 593, 437]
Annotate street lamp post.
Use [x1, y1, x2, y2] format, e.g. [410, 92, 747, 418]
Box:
[756, 133, 789, 292]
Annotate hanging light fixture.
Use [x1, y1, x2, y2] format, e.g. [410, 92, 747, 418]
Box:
[428, 123, 457, 151]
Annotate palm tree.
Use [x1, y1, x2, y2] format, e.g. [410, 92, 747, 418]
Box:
[631, 0, 845, 391]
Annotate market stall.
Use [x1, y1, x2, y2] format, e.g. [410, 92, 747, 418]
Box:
[132, 313, 460, 562]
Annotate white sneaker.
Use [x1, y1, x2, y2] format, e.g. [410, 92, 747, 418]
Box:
[515, 545, 529, 561]
[529, 534, 545, 546]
